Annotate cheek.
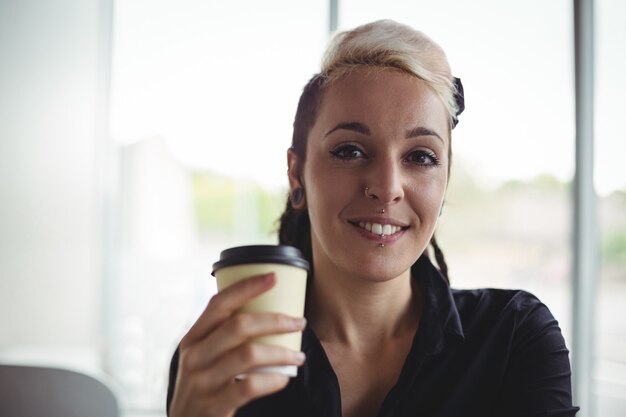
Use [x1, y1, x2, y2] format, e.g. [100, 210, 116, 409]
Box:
[409, 173, 448, 218]
[305, 165, 352, 215]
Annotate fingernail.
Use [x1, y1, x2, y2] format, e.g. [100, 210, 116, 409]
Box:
[292, 317, 307, 329]
[293, 351, 306, 364]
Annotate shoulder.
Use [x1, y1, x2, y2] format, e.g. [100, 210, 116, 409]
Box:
[450, 288, 560, 339]
[452, 287, 546, 314]
[446, 289, 577, 414]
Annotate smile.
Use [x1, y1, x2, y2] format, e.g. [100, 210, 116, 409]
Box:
[358, 222, 403, 236]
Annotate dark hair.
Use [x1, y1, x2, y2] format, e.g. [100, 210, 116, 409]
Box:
[277, 74, 450, 285]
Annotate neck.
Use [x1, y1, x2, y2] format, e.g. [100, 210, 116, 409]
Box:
[306, 261, 422, 352]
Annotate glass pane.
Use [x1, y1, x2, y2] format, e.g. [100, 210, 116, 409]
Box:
[596, 0, 626, 414]
[340, 0, 579, 405]
[341, 0, 574, 335]
[108, 0, 327, 411]
[340, 1, 626, 415]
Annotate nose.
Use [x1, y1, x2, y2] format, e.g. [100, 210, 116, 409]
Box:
[364, 156, 404, 204]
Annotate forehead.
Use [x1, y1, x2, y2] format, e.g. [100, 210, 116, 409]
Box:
[314, 68, 449, 139]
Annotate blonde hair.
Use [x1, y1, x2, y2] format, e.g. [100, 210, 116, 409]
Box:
[320, 20, 460, 129]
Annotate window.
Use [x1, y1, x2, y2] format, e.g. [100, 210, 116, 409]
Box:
[107, 0, 625, 414]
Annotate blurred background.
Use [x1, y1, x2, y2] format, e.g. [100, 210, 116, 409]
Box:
[0, 0, 624, 416]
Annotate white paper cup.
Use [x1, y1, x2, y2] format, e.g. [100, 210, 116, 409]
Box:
[212, 245, 309, 377]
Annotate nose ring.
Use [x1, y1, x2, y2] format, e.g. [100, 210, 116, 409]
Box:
[365, 186, 386, 213]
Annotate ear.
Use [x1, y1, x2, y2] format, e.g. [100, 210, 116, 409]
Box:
[287, 148, 306, 209]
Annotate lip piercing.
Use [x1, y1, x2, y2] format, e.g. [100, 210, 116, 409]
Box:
[380, 208, 385, 214]
[364, 186, 375, 199]
[379, 243, 385, 248]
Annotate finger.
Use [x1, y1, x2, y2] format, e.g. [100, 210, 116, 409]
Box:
[210, 373, 290, 415]
[187, 312, 306, 370]
[194, 342, 305, 393]
[171, 343, 300, 417]
[183, 273, 276, 346]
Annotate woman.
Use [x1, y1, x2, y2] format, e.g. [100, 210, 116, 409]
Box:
[167, 20, 579, 417]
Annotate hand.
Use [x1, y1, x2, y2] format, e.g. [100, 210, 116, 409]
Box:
[168, 273, 307, 417]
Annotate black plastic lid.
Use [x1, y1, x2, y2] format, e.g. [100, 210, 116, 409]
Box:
[212, 245, 310, 275]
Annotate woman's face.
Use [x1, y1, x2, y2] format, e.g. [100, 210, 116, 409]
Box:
[290, 68, 450, 282]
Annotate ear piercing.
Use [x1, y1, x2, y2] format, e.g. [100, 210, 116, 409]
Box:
[291, 187, 304, 204]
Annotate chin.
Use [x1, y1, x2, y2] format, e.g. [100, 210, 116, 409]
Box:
[340, 252, 415, 282]
[311, 231, 423, 282]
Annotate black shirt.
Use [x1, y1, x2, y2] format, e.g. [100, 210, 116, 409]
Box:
[167, 256, 579, 416]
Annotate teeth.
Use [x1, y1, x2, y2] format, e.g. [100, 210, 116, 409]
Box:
[357, 222, 403, 236]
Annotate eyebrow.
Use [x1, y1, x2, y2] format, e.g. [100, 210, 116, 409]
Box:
[325, 121, 443, 143]
[325, 122, 371, 137]
[406, 126, 444, 143]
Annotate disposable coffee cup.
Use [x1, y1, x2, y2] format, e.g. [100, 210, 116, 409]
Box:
[212, 245, 309, 377]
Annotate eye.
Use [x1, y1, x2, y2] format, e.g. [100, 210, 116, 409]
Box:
[329, 144, 366, 160]
[405, 150, 441, 167]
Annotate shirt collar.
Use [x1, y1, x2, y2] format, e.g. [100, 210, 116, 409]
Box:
[301, 254, 466, 356]
[298, 255, 465, 415]
[411, 255, 465, 355]
[301, 324, 341, 416]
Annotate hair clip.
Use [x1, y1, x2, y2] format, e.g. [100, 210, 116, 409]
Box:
[452, 77, 465, 128]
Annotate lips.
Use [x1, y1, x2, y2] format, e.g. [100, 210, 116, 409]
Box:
[348, 217, 409, 240]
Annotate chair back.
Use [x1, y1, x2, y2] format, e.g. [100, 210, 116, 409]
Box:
[0, 364, 119, 417]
